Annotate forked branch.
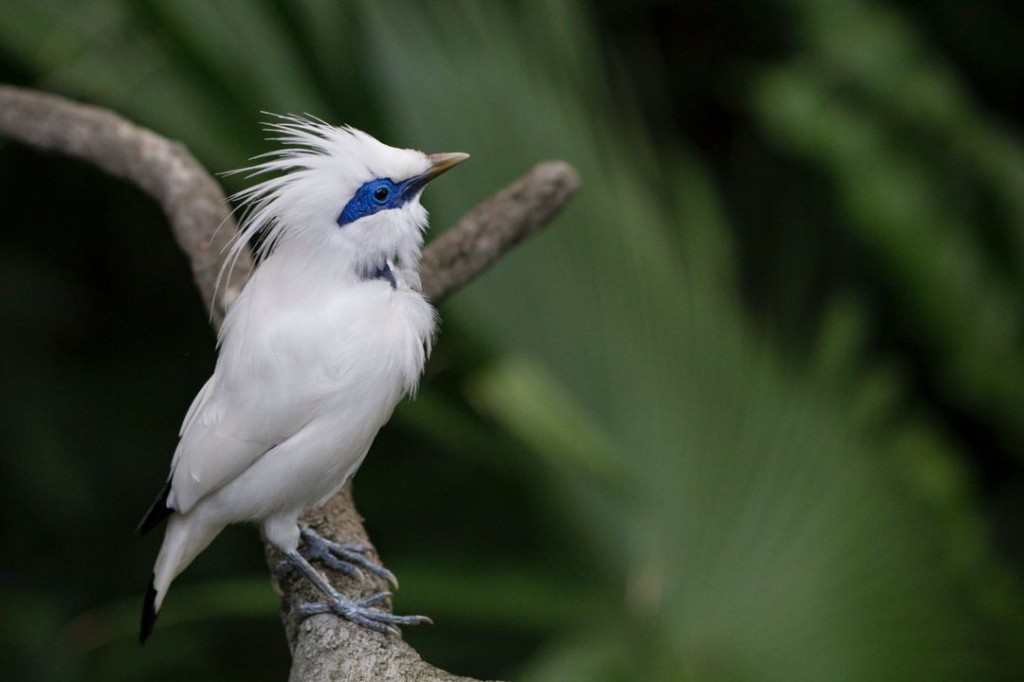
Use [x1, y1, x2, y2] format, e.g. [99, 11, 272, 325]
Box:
[0, 84, 579, 682]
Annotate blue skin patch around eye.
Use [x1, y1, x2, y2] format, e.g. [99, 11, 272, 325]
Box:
[337, 175, 428, 227]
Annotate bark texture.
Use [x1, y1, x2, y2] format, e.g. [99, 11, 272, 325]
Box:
[0, 84, 251, 326]
[0, 84, 579, 681]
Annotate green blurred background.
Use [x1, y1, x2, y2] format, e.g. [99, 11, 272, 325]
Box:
[1, 1, 1022, 680]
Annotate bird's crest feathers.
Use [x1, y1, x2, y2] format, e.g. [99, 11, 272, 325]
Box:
[215, 115, 431, 307]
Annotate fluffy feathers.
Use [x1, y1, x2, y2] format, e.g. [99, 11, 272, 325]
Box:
[139, 117, 463, 642]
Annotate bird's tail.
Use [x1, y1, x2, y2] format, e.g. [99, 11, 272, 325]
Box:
[140, 513, 222, 643]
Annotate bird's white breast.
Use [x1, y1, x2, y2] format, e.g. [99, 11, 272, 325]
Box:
[221, 255, 434, 416]
[192, 253, 436, 518]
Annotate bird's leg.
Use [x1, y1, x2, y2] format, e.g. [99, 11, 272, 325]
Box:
[297, 526, 399, 587]
[282, 549, 431, 636]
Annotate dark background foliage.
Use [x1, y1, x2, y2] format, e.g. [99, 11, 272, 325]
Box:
[1, 1, 1022, 680]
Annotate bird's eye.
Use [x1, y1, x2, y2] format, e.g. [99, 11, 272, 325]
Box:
[373, 186, 390, 202]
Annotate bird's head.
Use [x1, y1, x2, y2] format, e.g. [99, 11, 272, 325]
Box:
[226, 115, 467, 280]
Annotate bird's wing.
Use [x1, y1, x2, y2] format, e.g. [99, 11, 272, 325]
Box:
[166, 373, 309, 515]
[178, 375, 216, 438]
[168, 422, 271, 515]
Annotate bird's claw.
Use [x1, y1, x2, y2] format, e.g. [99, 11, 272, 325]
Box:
[285, 529, 425, 636]
[292, 591, 433, 637]
[299, 527, 398, 587]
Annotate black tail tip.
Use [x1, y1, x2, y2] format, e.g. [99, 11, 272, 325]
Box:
[137, 480, 173, 536]
[139, 580, 159, 645]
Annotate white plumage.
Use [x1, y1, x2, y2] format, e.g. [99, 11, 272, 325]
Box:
[138, 117, 467, 641]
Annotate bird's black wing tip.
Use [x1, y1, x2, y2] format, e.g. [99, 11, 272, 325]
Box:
[137, 479, 174, 536]
[139, 579, 158, 645]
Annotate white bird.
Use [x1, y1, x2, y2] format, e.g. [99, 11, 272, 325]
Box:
[136, 116, 468, 642]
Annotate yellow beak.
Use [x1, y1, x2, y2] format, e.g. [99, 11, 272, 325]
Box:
[425, 152, 470, 180]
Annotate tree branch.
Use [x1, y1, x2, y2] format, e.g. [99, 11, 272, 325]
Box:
[0, 84, 579, 681]
[0, 85, 251, 327]
[421, 159, 579, 302]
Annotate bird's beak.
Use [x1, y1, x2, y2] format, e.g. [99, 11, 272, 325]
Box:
[402, 152, 469, 199]
[425, 152, 470, 181]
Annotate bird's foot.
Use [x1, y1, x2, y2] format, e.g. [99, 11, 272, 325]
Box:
[293, 591, 432, 637]
[299, 526, 398, 588]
